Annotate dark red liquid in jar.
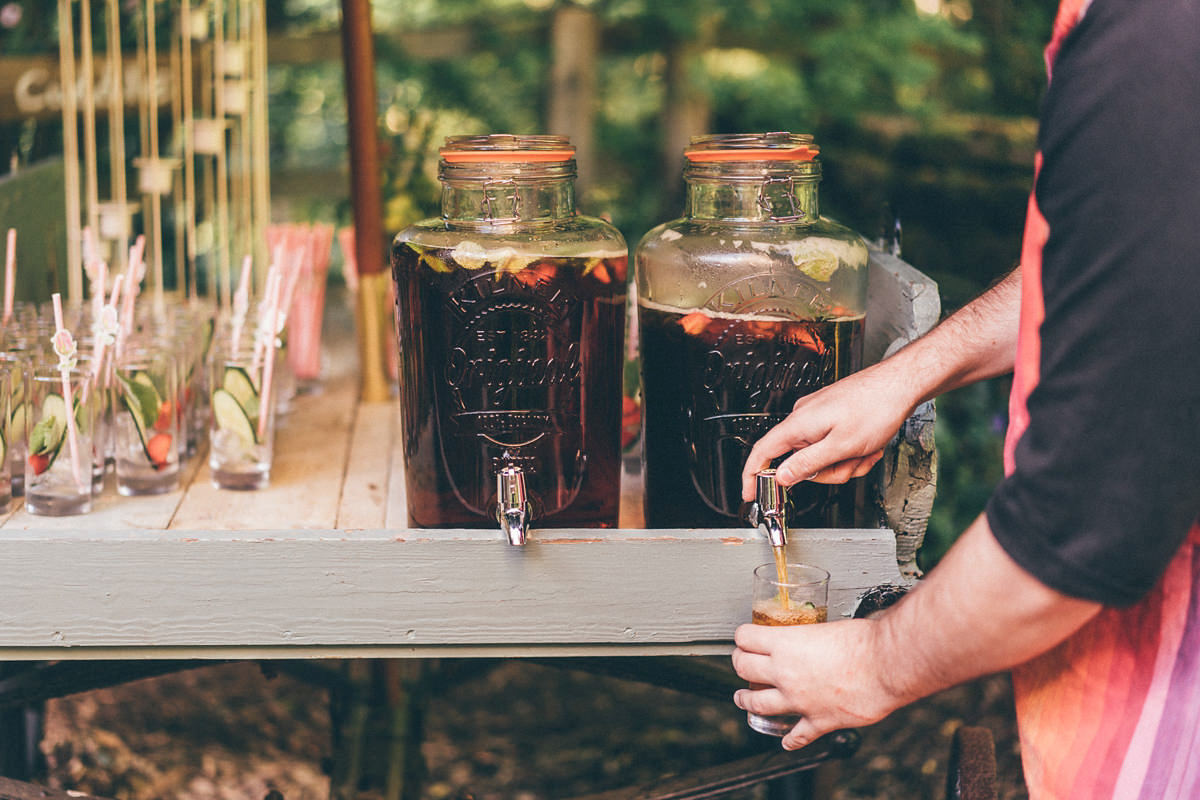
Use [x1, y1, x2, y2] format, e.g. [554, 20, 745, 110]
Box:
[393, 242, 627, 528]
[639, 300, 864, 529]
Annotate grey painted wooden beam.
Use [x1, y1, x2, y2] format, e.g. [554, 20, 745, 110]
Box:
[0, 524, 901, 659]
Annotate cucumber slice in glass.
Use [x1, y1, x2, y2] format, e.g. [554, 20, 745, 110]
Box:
[133, 370, 165, 406]
[9, 401, 26, 448]
[222, 366, 260, 421]
[40, 393, 69, 443]
[120, 385, 157, 466]
[120, 372, 161, 432]
[29, 393, 68, 471]
[212, 387, 258, 446]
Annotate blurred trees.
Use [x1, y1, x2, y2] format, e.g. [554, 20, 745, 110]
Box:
[0, 0, 1057, 290]
[257, 0, 1056, 300]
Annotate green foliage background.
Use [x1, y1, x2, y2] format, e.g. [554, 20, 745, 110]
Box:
[1, 0, 1057, 565]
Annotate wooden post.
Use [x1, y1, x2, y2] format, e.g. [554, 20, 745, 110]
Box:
[143, 0, 165, 315]
[57, 0, 84, 303]
[105, 0, 128, 276]
[339, 0, 390, 404]
[0, 665, 43, 782]
[213, 0, 233, 308]
[180, 0, 199, 297]
[250, 0, 272, 288]
[79, 0, 100, 255]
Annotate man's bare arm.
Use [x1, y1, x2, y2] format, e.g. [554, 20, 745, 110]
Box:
[741, 266, 1023, 498]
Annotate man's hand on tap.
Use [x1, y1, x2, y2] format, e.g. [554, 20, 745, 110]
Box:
[740, 359, 921, 499]
[741, 266, 1024, 502]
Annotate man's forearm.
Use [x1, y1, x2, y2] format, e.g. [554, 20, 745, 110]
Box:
[887, 265, 1022, 409]
[872, 512, 1101, 707]
[870, 268, 1098, 705]
[729, 511, 1100, 749]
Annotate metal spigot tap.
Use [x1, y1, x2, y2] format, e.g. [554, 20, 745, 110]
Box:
[496, 465, 531, 546]
[749, 468, 788, 547]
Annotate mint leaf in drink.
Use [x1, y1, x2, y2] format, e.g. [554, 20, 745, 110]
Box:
[29, 415, 56, 456]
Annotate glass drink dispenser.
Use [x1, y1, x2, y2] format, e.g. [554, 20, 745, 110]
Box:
[391, 135, 628, 540]
[635, 132, 869, 529]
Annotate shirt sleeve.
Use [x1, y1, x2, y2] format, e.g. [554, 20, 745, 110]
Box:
[985, 0, 1200, 607]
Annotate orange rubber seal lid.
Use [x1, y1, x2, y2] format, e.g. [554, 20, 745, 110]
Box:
[685, 145, 818, 162]
[440, 149, 576, 163]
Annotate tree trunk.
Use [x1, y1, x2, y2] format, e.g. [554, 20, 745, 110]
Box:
[328, 660, 427, 800]
[549, 6, 599, 195]
[660, 38, 710, 220]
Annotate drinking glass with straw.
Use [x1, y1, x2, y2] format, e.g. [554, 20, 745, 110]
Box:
[285, 223, 334, 386]
[113, 341, 181, 496]
[0, 350, 31, 498]
[0, 366, 11, 508]
[25, 297, 94, 516]
[207, 267, 282, 491]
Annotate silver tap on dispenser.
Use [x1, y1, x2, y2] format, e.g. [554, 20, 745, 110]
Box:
[749, 468, 788, 547]
[496, 465, 531, 546]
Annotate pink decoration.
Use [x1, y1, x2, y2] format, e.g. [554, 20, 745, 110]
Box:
[4, 228, 16, 326]
[286, 224, 334, 382]
[90, 273, 124, 385]
[50, 293, 86, 491]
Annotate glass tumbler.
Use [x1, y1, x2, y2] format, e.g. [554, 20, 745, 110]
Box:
[25, 365, 95, 516]
[208, 348, 277, 490]
[747, 561, 830, 737]
[114, 349, 181, 495]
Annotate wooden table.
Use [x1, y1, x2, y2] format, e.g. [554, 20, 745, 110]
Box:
[0, 252, 938, 663]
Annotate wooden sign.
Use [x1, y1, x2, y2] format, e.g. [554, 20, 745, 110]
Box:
[0, 54, 172, 123]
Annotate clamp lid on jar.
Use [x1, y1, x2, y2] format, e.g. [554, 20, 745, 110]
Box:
[684, 131, 818, 162]
[682, 132, 821, 223]
[440, 133, 576, 163]
[438, 134, 578, 224]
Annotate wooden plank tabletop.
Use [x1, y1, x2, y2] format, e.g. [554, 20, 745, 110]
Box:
[0, 256, 936, 661]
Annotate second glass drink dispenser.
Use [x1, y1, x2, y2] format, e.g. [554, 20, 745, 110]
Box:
[636, 132, 869, 529]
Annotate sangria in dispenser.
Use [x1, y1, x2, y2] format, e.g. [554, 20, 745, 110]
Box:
[636, 133, 869, 529]
[392, 135, 627, 539]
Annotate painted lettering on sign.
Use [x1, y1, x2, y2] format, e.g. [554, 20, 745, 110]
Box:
[4, 60, 171, 119]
